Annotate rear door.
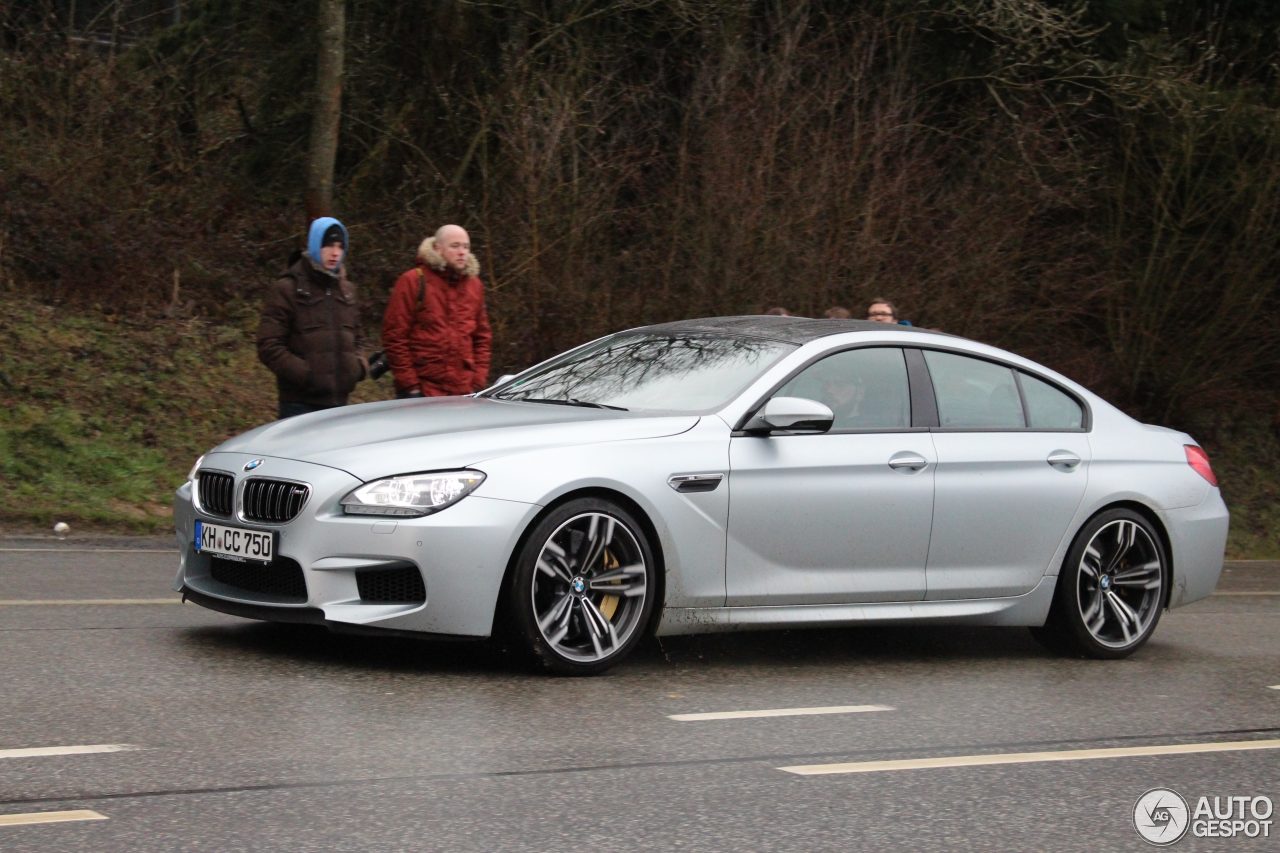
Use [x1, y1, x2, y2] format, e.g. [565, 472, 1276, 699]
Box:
[921, 350, 1090, 599]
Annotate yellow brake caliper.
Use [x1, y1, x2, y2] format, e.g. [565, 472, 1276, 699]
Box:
[597, 548, 621, 620]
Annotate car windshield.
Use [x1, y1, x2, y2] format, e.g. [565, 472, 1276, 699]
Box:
[487, 332, 797, 414]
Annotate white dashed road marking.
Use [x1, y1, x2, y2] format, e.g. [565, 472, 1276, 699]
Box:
[0, 810, 108, 827]
[0, 744, 141, 760]
[669, 704, 893, 722]
[0, 599, 178, 606]
[0, 548, 172, 554]
[780, 738, 1280, 775]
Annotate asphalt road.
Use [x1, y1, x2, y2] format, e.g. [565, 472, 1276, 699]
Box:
[1, 535, 1276, 852]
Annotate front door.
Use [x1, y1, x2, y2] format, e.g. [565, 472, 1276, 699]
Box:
[725, 347, 933, 605]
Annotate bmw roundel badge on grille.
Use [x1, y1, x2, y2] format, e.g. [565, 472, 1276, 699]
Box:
[244, 459, 264, 471]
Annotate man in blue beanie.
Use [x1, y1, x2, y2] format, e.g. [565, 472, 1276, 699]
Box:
[257, 217, 369, 418]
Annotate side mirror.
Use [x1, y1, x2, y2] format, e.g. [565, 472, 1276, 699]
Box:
[742, 396, 834, 434]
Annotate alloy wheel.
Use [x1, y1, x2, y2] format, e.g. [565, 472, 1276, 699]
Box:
[529, 511, 649, 665]
[1074, 518, 1164, 650]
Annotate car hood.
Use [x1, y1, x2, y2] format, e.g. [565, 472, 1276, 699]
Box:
[213, 396, 700, 480]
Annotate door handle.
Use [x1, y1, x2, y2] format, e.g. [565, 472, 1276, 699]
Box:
[1046, 451, 1082, 469]
[888, 453, 928, 471]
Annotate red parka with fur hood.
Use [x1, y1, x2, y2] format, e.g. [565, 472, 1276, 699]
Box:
[381, 237, 492, 396]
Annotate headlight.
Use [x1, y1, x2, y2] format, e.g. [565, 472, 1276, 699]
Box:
[187, 455, 205, 484]
[341, 470, 486, 517]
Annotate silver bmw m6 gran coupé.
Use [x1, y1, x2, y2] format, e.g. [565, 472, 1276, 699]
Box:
[173, 316, 1228, 674]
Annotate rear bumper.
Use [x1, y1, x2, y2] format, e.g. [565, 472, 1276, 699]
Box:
[1162, 490, 1229, 607]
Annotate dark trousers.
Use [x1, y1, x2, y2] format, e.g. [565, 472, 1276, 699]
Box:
[277, 401, 336, 419]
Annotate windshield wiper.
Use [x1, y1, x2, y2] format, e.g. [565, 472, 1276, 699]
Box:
[515, 397, 628, 411]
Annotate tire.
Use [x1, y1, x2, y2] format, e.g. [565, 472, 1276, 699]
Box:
[507, 498, 657, 675]
[1031, 508, 1168, 659]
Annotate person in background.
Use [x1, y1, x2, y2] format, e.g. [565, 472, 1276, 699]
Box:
[382, 224, 492, 397]
[257, 217, 368, 419]
[866, 297, 913, 326]
[824, 306, 851, 319]
[763, 306, 791, 316]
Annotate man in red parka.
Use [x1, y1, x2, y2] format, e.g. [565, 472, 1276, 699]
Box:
[381, 224, 492, 398]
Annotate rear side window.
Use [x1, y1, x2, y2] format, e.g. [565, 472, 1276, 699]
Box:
[923, 350, 1024, 429]
[776, 347, 910, 430]
[1019, 372, 1084, 429]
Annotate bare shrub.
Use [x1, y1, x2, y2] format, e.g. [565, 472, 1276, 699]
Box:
[0, 0, 1276, 422]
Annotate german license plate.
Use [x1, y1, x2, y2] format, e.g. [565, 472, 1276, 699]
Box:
[194, 520, 274, 563]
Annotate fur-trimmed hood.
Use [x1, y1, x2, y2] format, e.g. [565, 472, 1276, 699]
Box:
[418, 236, 480, 277]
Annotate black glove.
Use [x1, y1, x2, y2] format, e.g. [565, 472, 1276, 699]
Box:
[367, 350, 390, 380]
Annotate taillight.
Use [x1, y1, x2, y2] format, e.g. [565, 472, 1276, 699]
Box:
[1184, 445, 1218, 487]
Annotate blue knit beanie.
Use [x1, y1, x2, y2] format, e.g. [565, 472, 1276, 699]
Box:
[307, 217, 348, 265]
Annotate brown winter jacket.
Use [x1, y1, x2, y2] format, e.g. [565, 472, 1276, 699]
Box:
[256, 255, 366, 407]
[381, 240, 491, 396]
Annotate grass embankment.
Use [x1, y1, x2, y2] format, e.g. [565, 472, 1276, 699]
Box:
[0, 293, 385, 537]
[0, 292, 1275, 557]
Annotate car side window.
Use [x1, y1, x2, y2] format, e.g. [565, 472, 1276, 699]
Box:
[923, 350, 1025, 429]
[776, 348, 910, 430]
[1019, 372, 1084, 429]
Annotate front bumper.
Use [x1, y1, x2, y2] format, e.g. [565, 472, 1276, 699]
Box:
[173, 452, 540, 638]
